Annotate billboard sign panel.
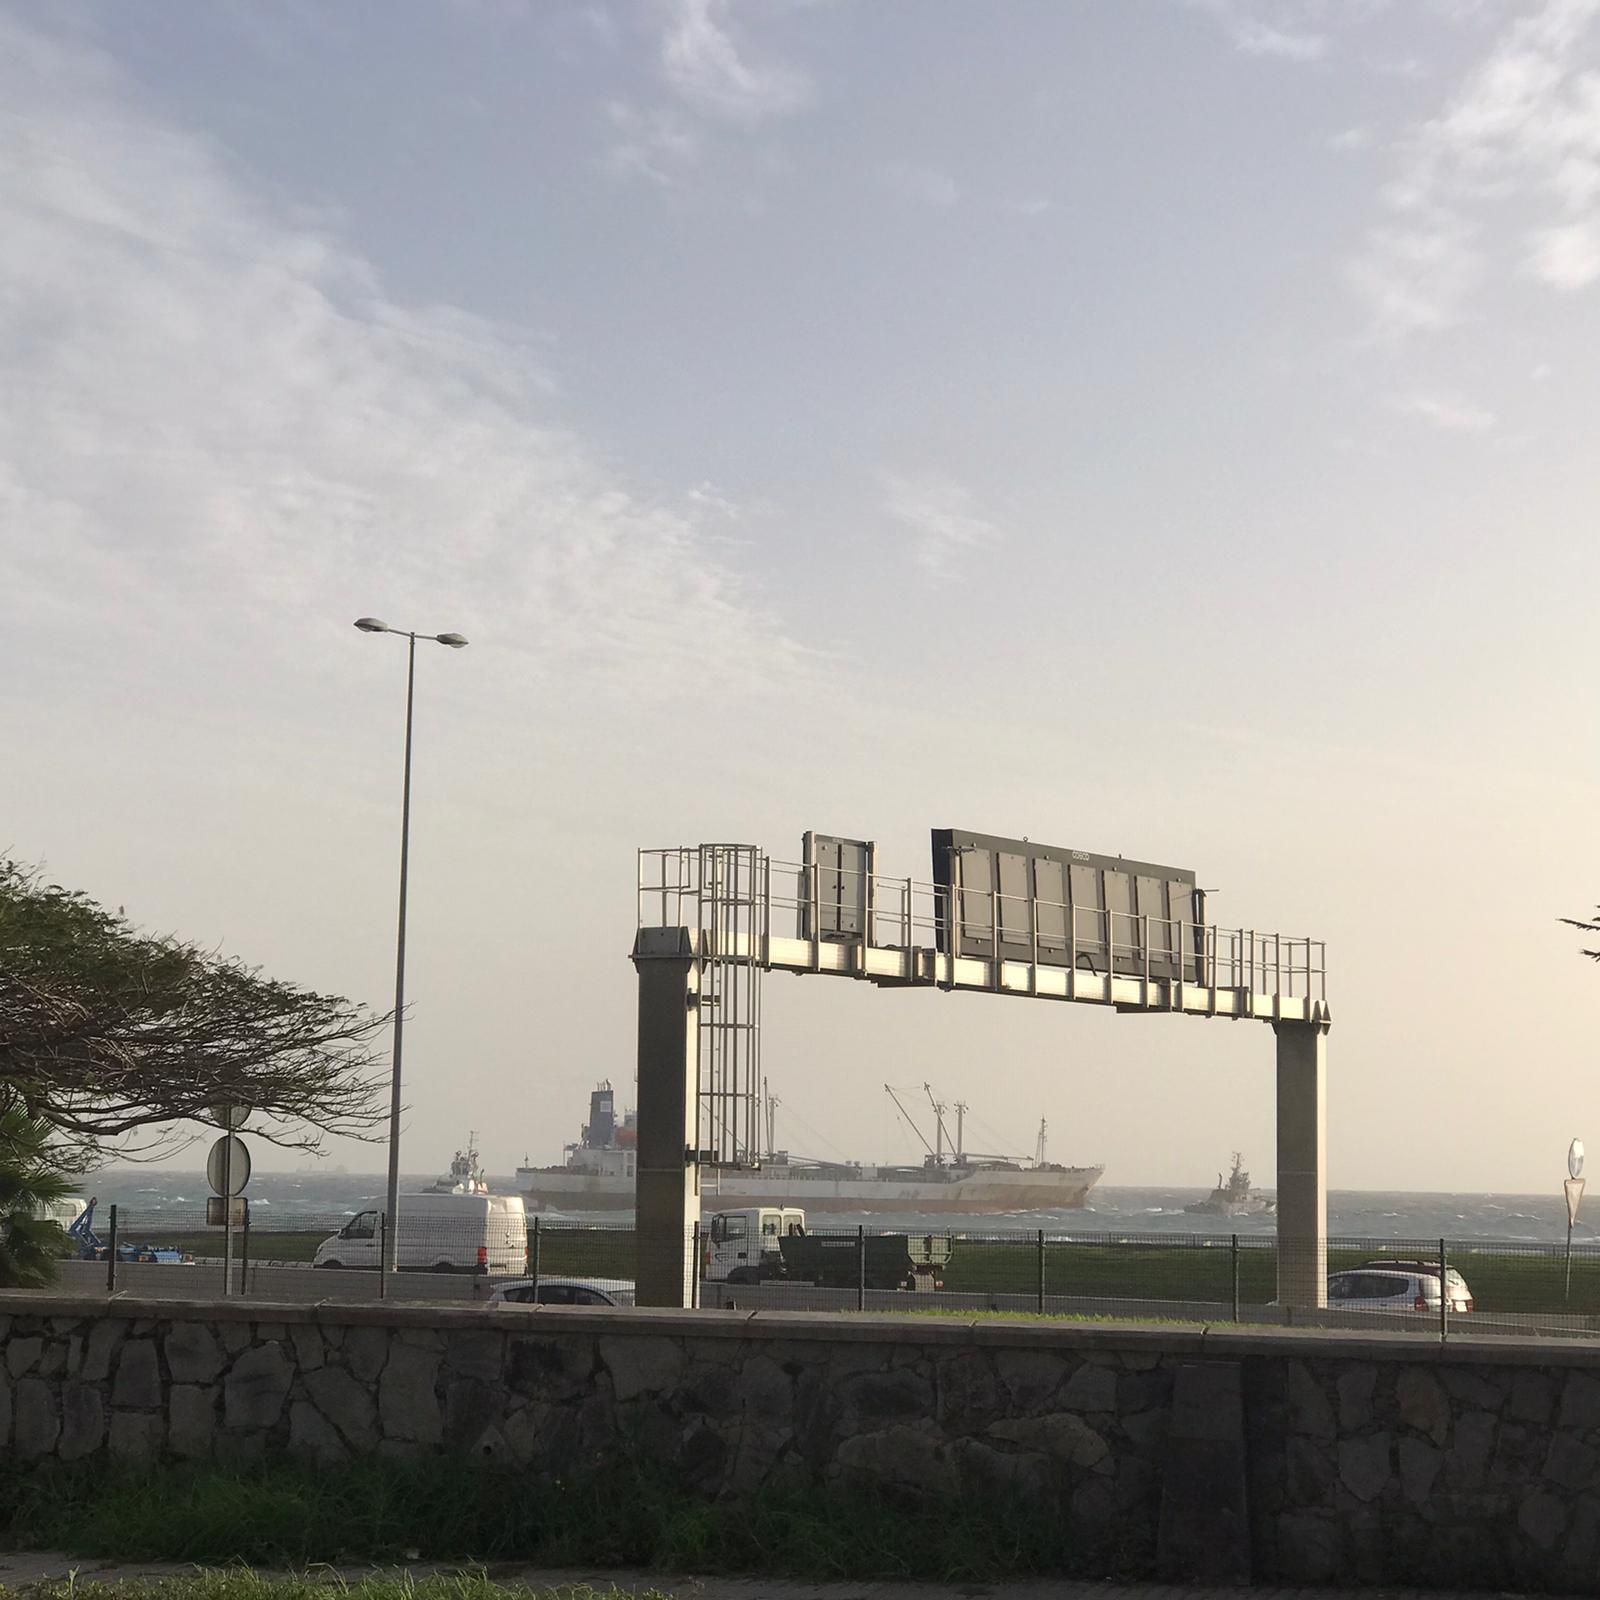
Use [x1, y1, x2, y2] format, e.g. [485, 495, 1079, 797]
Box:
[931, 829, 1204, 983]
[799, 832, 873, 942]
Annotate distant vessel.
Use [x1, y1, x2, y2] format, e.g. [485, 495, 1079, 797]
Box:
[516, 1082, 1103, 1215]
[1185, 1153, 1274, 1218]
[425, 1135, 489, 1195]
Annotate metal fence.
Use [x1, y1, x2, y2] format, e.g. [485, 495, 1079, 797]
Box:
[27, 1210, 1600, 1340]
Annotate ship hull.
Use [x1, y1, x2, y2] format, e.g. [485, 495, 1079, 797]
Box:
[515, 1165, 1103, 1215]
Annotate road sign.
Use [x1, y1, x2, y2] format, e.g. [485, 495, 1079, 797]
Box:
[1567, 1177, 1586, 1228]
[206, 1134, 251, 1197]
[207, 1196, 248, 1227]
[208, 1102, 251, 1131]
[1571, 1139, 1586, 1181]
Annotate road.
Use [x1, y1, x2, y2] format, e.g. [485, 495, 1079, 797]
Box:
[15, 1259, 1599, 1338]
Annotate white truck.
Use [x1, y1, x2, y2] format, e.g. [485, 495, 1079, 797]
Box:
[701, 1207, 950, 1291]
[312, 1192, 528, 1274]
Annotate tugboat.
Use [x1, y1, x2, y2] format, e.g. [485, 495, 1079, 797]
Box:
[425, 1134, 489, 1195]
[1185, 1152, 1274, 1218]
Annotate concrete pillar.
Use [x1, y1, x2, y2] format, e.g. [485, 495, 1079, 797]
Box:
[632, 927, 702, 1308]
[1274, 1020, 1327, 1310]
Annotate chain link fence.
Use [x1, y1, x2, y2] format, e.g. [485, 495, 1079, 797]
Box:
[30, 1207, 1600, 1340]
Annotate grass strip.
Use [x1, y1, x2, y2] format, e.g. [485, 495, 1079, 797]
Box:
[0, 1460, 1084, 1583]
[7, 1577, 667, 1600]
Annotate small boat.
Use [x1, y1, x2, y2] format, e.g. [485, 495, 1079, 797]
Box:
[1185, 1152, 1274, 1218]
[425, 1134, 489, 1194]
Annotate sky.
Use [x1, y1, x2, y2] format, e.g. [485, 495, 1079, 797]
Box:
[4, 0, 1599, 1194]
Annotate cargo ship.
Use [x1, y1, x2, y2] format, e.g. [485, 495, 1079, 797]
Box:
[515, 1082, 1103, 1215]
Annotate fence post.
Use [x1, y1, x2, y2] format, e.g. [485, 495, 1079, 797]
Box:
[1037, 1229, 1046, 1313]
[857, 1225, 866, 1312]
[106, 1204, 118, 1293]
[1439, 1238, 1448, 1339]
[530, 1216, 542, 1292]
[1231, 1234, 1240, 1322]
[378, 1213, 387, 1301]
[691, 1220, 701, 1311]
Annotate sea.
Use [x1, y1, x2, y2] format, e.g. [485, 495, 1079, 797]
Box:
[73, 1169, 1596, 1247]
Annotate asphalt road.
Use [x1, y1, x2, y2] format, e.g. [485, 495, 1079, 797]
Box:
[18, 1259, 1600, 1338]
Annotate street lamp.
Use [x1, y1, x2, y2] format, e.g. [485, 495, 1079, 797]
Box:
[354, 617, 468, 1280]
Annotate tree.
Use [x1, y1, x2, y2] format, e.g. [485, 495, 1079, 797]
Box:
[1563, 908, 1600, 963]
[0, 1093, 79, 1286]
[1, 859, 389, 1156]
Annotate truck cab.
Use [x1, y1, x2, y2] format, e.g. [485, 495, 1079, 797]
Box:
[703, 1206, 805, 1283]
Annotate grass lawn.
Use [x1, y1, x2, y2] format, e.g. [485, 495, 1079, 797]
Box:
[0, 1460, 1081, 1583]
[10, 1581, 663, 1600]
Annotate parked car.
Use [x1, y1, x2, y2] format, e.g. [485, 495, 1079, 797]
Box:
[1327, 1261, 1473, 1314]
[488, 1276, 635, 1307]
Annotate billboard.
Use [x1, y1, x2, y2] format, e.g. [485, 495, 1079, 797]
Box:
[931, 829, 1205, 983]
[799, 832, 873, 941]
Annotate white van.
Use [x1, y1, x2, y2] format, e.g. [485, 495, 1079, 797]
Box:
[312, 1192, 528, 1274]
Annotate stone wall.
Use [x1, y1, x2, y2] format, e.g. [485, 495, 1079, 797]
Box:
[5, 1295, 1600, 1590]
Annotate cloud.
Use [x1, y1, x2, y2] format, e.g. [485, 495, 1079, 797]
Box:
[1390, 392, 1497, 431]
[1232, 19, 1328, 60]
[880, 162, 961, 208]
[882, 474, 999, 576]
[0, 14, 805, 711]
[601, 99, 700, 187]
[660, 0, 811, 121]
[1525, 218, 1600, 287]
[1329, 125, 1376, 153]
[1190, 1, 1328, 63]
[1350, 0, 1600, 335]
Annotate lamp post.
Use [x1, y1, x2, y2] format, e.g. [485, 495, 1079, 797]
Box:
[354, 617, 468, 1284]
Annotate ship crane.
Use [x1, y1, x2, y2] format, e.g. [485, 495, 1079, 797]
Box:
[883, 1084, 938, 1160]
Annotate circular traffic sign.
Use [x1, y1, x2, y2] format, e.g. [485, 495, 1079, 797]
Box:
[206, 1134, 251, 1197]
[207, 1102, 252, 1131]
[1571, 1139, 1586, 1181]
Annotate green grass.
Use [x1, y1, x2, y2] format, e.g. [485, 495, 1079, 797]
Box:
[10, 1580, 663, 1600]
[0, 1460, 1086, 1583]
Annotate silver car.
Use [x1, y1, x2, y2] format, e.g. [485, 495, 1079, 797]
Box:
[488, 1276, 636, 1307]
[1327, 1262, 1473, 1315]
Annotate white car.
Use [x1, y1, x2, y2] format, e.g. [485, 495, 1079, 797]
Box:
[488, 1276, 635, 1307]
[1327, 1261, 1473, 1315]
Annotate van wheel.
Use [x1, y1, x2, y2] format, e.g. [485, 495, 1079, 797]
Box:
[431, 1262, 454, 1274]
[727, 1266, 759, 1286]
[317, 1260, 342, 1270]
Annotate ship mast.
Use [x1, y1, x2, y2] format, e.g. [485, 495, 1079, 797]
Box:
[763, 1079, 781, 1163]
[953, 1101, 968, 1163]
[923, 1083, 947, 1164]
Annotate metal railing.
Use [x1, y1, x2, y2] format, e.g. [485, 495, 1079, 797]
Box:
[639, 846, 1326, 1006]
[31, 1212, 1600, 1340]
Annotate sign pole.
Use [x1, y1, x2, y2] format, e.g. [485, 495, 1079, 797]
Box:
[1565, 1139, 1585, 1305]
[222, 1129, 233, 1299]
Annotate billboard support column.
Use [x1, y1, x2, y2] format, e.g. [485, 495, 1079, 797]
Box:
[633, 926, 702, 1308]
[1274, 1020, 1328, 1310]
